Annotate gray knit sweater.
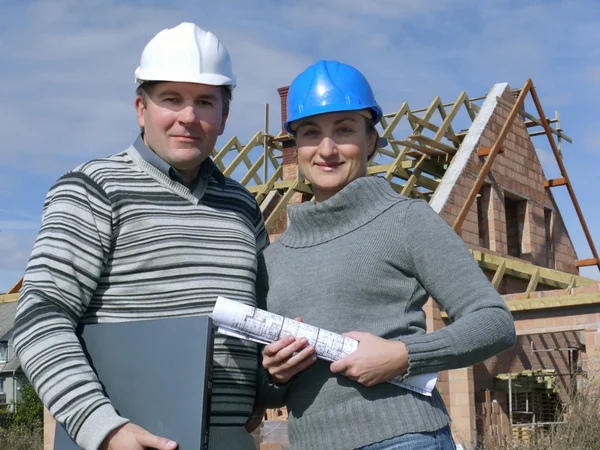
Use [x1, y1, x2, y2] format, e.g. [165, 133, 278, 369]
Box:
[257, 176, 516, 450]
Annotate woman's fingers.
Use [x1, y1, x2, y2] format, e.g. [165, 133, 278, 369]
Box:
[280, 343, 315, 370]
[280, 353, 318, 379]
[262, 335, 317, 384]
[262, 336, 296, 358]
[263, 337, 309, 365]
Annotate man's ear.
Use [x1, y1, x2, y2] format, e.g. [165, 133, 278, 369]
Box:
[135, 96, 145, 130]
[219, 107, 230, 135]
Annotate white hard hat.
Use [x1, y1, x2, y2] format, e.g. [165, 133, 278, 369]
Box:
[135, 22, 236, 90]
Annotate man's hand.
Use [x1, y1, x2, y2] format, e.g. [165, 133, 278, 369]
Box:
[100, 423, 177, 450]
[262, 318, 317, 385]
[330, 331, 409, 387]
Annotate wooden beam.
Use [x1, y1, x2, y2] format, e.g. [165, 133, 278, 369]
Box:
[440, 290, 600, 317]
[264, 183, 299, 229]
[397, 96, 444, 165]
[576, 258, 599, 268]
[453, 79, 533, 233]
[376, 147, 398, 159]
[249, 178, 312, 197]
[491, 260, 507, 290]
[381, 102, 411, 158]
[505, 291, 600, 313]
[433, 90, 469, 145]
[496, 96, 573, 144]
[525, 268, 541, 299]
[366, 160, 420, 175]
[8, 278, 23, 294]
[381, 102, 410, 139]
[470, 249, 598, 289]
[478, 146, 504, 157]
[406, 113, 461, 145]
[253, 165, 284, 204]
[529, 85, 600, 272]
[213, 135, 242, 165]
[401, 154, 428, 196]
[371, 159, 440, 191]
[565, 275, 576, 294]
[390, 139, 442, 157]
[0, 293, 19, 303]
[223, 131, 263, 178]
[544, 178, 566, 188]
[407, 135, 457, 154]
[524, 118, 557, 128]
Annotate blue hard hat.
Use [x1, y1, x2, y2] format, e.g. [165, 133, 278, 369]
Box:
[284, 60, 383, 134]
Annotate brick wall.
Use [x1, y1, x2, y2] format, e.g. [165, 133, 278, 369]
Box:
[465, 285, 600, 444]
[263, 87, 309, 237]
[439, 86, 579, 274]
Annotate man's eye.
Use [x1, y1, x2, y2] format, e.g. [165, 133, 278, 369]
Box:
[302, 129, 318, 137]
[198, 100, 214, 106]
[338, 127, 353, 134]
[164, 98, 179, 103]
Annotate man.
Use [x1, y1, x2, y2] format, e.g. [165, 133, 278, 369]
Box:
[13, 22, 268, 450]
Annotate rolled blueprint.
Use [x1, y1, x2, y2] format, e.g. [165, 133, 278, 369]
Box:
[212, 296, 437, 396]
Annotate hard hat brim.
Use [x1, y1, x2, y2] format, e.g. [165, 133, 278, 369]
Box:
[284, 104, 382, 134]
[135, 68, 236, 90]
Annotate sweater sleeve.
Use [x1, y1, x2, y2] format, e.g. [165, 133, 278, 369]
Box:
[255, 360, 291, 408]
[398, 201, 516, 376]
[253, 201, 270, 256]
[13, 173, 129, 450]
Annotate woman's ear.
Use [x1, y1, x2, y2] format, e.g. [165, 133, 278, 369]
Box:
[367, 130, 378, 158]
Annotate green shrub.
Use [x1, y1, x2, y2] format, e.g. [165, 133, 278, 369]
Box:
[11, 384, 43, 430]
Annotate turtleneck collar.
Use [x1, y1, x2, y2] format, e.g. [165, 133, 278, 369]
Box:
[278, 176, 409, 248]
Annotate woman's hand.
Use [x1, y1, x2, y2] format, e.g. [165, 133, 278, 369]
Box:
[330, 331, 409, 387]
[262, 318, 317, 384]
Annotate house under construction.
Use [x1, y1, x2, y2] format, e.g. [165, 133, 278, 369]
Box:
[240, 79, 600, 448]
[2, 79, 599, 449]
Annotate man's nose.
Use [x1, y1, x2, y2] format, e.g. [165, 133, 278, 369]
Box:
[178, 105, 199, 125]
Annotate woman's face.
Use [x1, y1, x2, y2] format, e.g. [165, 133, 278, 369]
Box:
[295, 111, 376, 203]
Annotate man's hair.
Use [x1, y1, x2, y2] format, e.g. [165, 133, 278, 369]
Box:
[136, 82, 232, 115]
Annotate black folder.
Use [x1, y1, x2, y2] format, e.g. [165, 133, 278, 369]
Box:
[54, 316, 214, 450]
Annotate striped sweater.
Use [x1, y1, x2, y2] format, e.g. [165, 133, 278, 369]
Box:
[13, 144, 268, 450]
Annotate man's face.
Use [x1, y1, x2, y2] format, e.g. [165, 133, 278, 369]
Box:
[135, 82, 229, 171]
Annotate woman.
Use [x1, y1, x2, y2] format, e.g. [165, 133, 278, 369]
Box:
[257, 60, 516, 450]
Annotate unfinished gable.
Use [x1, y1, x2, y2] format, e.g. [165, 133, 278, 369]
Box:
[430, 83, 578, 279]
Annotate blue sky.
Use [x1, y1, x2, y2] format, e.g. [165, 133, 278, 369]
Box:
[1, 0, 599, 291]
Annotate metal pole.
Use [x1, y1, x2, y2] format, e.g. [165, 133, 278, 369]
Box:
[508, 373, 513, 439]
[263, 103, 269, 183]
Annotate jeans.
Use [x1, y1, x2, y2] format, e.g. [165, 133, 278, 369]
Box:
[358, 425, 457, 450]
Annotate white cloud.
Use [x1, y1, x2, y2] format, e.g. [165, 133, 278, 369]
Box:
[281, 0, 467, 28]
